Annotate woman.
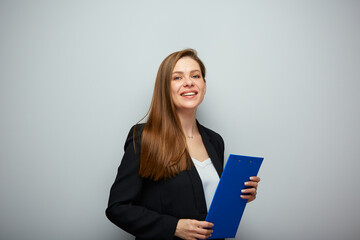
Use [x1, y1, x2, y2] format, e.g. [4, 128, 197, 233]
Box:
[106, 49, 260, 240]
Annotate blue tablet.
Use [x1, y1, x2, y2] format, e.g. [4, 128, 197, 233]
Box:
[205, 154, 264, 239]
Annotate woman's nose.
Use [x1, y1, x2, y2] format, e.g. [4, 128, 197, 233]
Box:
[183, 76, 194, 86]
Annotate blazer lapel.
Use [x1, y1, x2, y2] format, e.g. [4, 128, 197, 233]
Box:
[197, 121, 223, 177]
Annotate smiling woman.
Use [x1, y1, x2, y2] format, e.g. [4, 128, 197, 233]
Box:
[105, 49, 261, 240]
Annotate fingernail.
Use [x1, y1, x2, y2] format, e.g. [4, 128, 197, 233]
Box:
[244, 182, 249, 185]
[241, 190, 245, 193]
[250, 177, 255, 180]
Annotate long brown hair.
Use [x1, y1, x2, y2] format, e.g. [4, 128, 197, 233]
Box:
[138, 49, 206, 181]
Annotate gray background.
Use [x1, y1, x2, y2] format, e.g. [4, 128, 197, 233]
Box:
[1, 1, 359, 240]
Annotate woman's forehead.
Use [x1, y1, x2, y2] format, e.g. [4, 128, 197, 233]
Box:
[173, 57, 201, 73]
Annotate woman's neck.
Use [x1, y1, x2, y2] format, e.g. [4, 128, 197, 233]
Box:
[176, 109, 198, 138]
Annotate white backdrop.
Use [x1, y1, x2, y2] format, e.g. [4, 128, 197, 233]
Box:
[1, 1, 359, 240]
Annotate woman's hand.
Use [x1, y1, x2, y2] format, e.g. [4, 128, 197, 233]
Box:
[175, 219, 214, 240]
[241, 176, 261, 203]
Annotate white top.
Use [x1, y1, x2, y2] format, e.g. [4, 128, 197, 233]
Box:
[192, 158, 220, 211]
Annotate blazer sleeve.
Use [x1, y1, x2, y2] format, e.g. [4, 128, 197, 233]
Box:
[105, 125, 179, 240]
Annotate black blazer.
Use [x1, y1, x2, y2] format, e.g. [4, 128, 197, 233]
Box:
[106, 121, 225, 240]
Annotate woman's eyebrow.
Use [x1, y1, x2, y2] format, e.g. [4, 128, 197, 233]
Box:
[172, 70, 201, 74]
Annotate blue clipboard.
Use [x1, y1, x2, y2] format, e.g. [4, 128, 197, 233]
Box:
[205, 154, 263, 239]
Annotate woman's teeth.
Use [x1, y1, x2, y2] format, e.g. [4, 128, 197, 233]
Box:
[182, 92, 196, 96]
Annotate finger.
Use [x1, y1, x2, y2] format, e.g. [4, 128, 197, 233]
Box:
[241, 193, 256, 200]
[241, 188, 257, 194]
[241, 187, 257, 199]
[241, 193, 256, 199]
[250, 176, 260, 182]
[244, 181, 258, 188]
[190, 221, 213, 239]
[193, 233, 211, 239]
[241, 190, 256, 198]
[193, 233, 211, 240]
[195, 227, 213, 236]
[194, 220, 214, 229]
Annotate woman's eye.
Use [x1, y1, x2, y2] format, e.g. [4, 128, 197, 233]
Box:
[173, 76, 181, 80]
[193, 75, 200, 79]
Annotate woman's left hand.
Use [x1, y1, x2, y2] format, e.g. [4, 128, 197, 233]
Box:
[241, 176, 261, 203]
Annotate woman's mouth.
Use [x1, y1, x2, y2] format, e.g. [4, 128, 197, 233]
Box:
[181, 91, 197, 96]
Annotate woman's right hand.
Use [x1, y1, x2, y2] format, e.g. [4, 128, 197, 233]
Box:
[175, 219, 214, 240]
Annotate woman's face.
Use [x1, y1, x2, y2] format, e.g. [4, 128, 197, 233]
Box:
[170, 56, 206, 112]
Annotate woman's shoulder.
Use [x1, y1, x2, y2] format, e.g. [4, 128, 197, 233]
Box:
[124, 123, 145, 151]
[128, 123, 145, 137]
